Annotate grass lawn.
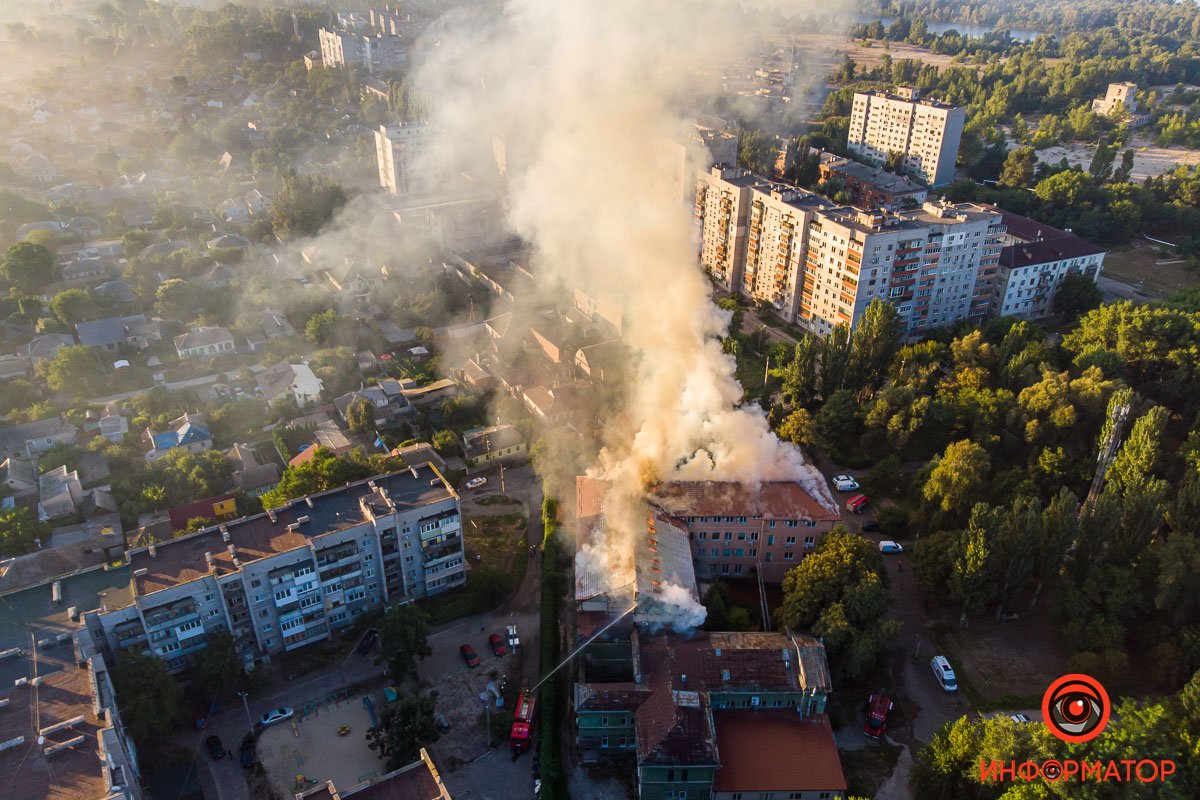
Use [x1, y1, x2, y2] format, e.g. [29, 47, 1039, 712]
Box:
[1102, 239, 1197, 299]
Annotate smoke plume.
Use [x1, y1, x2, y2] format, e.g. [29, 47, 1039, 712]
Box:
[417, 0, 842, 627]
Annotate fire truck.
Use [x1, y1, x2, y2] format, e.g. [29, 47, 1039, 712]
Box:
[510, 690, 536, 752]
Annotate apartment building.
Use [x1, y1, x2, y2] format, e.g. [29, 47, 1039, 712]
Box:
[896, 201, 1006, 332]
[695, 166, 758, 292]
[695, 166, 829, 322]
[375, 123, 447, 195]
[847, 87, 965, 187]
[318, 27, 406, 74]
[89, 466, 464, 672]
[800, 207, 927, 336]
[987, 207, 1106, 319]
[1091, 81, 1148, 125]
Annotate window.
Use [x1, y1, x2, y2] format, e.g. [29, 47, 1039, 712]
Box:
[765, 552, 772, 562]
[262, 623, 273, 632]
[749, 549, 757, 557]
[259, 609, 269, 618]
[785, 536, 796, 545]
[737, 532, 746, 540]
[710, 548, 718, 557]
[751, 696, 761, 706]
[785, 552, 794, 560]
[804, 536, 815, 548]
[251, 579, 261, 588]
[724, 532, 732, 541]
[666, 770, 675, 782]
[721, 563, 730, 574]
[680, 770, 688, 782]
[768, 520, 776, 528]
[734, 564, 742, 575]
[767, 534, 775, 546]
[601, 717, 608, 726]
[600, 736, 609, 748]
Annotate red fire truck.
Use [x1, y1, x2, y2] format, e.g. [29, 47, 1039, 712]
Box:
[510, 690, 536, 752]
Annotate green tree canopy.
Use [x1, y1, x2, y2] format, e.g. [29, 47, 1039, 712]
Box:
[112, 651, 184, 745]
[366, 691, 440, 772]
[1, 241, 54, 292]
[271, 171, 347, 239]
[376, 604, 433, 684]
[0, 507, 50, 556]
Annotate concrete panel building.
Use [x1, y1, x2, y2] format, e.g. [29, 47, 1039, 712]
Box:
[375, 124, 447, 196]
[319, 27, 406, 74]
[847, 87, 965, 187]
[89, 466, 464, 673]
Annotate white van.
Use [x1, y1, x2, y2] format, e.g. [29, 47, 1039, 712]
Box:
[931, 655, 958, 692]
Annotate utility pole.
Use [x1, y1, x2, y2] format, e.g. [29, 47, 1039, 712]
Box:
[237, 691, 253, 735]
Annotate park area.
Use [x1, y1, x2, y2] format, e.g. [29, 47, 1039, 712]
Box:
[257, 688, 387, 796]
[1101, 239, 1198, 300]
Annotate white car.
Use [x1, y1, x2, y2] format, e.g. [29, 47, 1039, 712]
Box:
[259, 707, 294, 726]
[930, 656, 958, 692]
[833, 474, 860, 492]
[466, 477, 487, 490]
[878, 540, 904, 554]
[506, 624, 520, 654]
[1010, 713, 1032, 723]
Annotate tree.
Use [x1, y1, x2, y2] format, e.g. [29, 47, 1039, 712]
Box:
[308, 347, 357, 397]
[1089, 140, 1118, 183]
[50, 288, 96, 325]
[848, 300, 900, 392]
[376, 604, 432, 684]
[1, 241, 54, 292]
[260, 448, 374, 508]
[815, 390, 860, 453]
[155, 278, 202, 322]
[366, 691, 440, 772]
[1051, 272, 1102, 317]
[737, 130, 776, 175]
[36, 345, 106, 396]
[819, 323, 852, 397]
[999, 146, 1037, 188]
[1113, 147, 1136, 183]
[193, 630, 259, 700]
[782, 335, 819, 406]
[778, 528, 900, 683]
[777, 408, 816, 448]
[347, 397, 374, 437]
[0, 507, 49, 556]
[1107, 406, 1168, 497]
[305, 308, 348, 345]
[270, 171, 347, 239]
[112, 651, 184, 744]
[432, 429, 458, 455]
[923, 440, 991, 518]
[0, 378, 40, 416]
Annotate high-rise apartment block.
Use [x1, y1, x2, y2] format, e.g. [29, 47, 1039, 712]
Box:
[847, 87, 965, 187]
[375, 124, 447, 195]
[319, 26, 406, 74]
[87, 466, 464, 672]
[694, 166, 1063, 338]
[369, 5, 425, 39]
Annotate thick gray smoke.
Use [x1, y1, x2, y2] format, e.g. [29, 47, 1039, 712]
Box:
[417, 0, 842, 626]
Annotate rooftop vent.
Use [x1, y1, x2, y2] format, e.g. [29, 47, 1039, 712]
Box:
[51, 581, 61, 603]
[305, 496, 314, 508]
[296, 516, 310, 525]
[133, 568, 149, 577]
[148, 544, 158, 559]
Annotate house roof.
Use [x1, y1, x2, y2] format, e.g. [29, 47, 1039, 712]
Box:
[651, 480, 840, 521]
[0, 417, 76, 458]
[462, 425, 525, 459]
[27, 333, 75, 361]
[174, 326, 233, 351]
[1001, 237, 1106, 270]
[149, 413, 211, 453]
[167, 493, 236, 531]
[0, 456, 37, 488]
[93, 279, 134, 303]
[712, 711, 846, 793]
[75, 314, 147, 347]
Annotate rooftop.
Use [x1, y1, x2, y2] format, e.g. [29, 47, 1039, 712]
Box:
[128, 466, 455, 597]
[650, 480, 839, 521]
[0, 662, 112, 800]
[461, 425, 525, 460]
[295, 748, 450, 800]
[174, 326, 233, 350]
[1002, 237, 1106, 269]
[712, 711, 846, 793]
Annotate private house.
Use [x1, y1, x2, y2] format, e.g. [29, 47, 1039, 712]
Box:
[174, 327, 236, 358]
[76, 315, 161, 352]
[399, 378, 457, 407]
[60, 256, 114, 283]
[0, 417, 78, 458]
[323, 260, 387, 302]
[0, 456, 37, 498]
[258, 309, 296, 339]
[26, 333, 75, 363]
[199, 263, 237, 289]
[38, 465, 84, 520]
[575, 339, 626, 384]
[225, 444, 281, 498]
[256, 361, 325, 406]
[143, 413, 213, 463]
[462, 425, 526, 465]
[333, 384, 408, 429]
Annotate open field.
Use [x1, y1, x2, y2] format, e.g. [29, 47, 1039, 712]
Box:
[1034, 134, 1200, 182]
[1102, 239, 1197, 299]
[791, 32, 963, 74]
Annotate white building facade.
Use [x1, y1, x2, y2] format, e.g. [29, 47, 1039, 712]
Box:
[847, 88, 965, 187]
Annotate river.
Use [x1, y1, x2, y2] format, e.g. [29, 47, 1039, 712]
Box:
[857, 15, 1047, 43]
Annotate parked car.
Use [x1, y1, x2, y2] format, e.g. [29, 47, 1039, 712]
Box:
[205, 735, 225, 760]
[489, 633, 507, 657]
[861, 519, 881, 533]
[878, 540, 904, 554]
[466, 477, 487, 489]
[460, 643, 481, 668]
[846, 494, 869, 513]
[864, 690, 894, 738]
[1009, 713, 1032, 724]
[930, 656, 958, 692]
[358, 628, 379, 656]
[833, 474, 860, 492]
[259, 707, 294, 726]
[507, 624, 520, 655]
[239, 736, 256, 768]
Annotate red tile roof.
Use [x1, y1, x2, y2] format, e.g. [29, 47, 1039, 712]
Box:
[713, 711, 846, 793]
[652, 480, 840, 521]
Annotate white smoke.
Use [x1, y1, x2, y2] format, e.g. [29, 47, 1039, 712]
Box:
[417, 0, 844, 626]
[640, 582, 709, 633]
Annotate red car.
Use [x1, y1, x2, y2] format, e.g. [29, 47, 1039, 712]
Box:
[460, 643, 481, 668]
[865, 690, 894, 738]
[488, 633, 507, 657]
[846, 494, 869, 514]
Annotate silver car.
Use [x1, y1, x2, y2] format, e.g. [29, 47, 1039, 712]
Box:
[259, 707, 294, 726]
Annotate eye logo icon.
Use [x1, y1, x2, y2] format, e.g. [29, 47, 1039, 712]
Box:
[1042, 674, 1110, 743]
